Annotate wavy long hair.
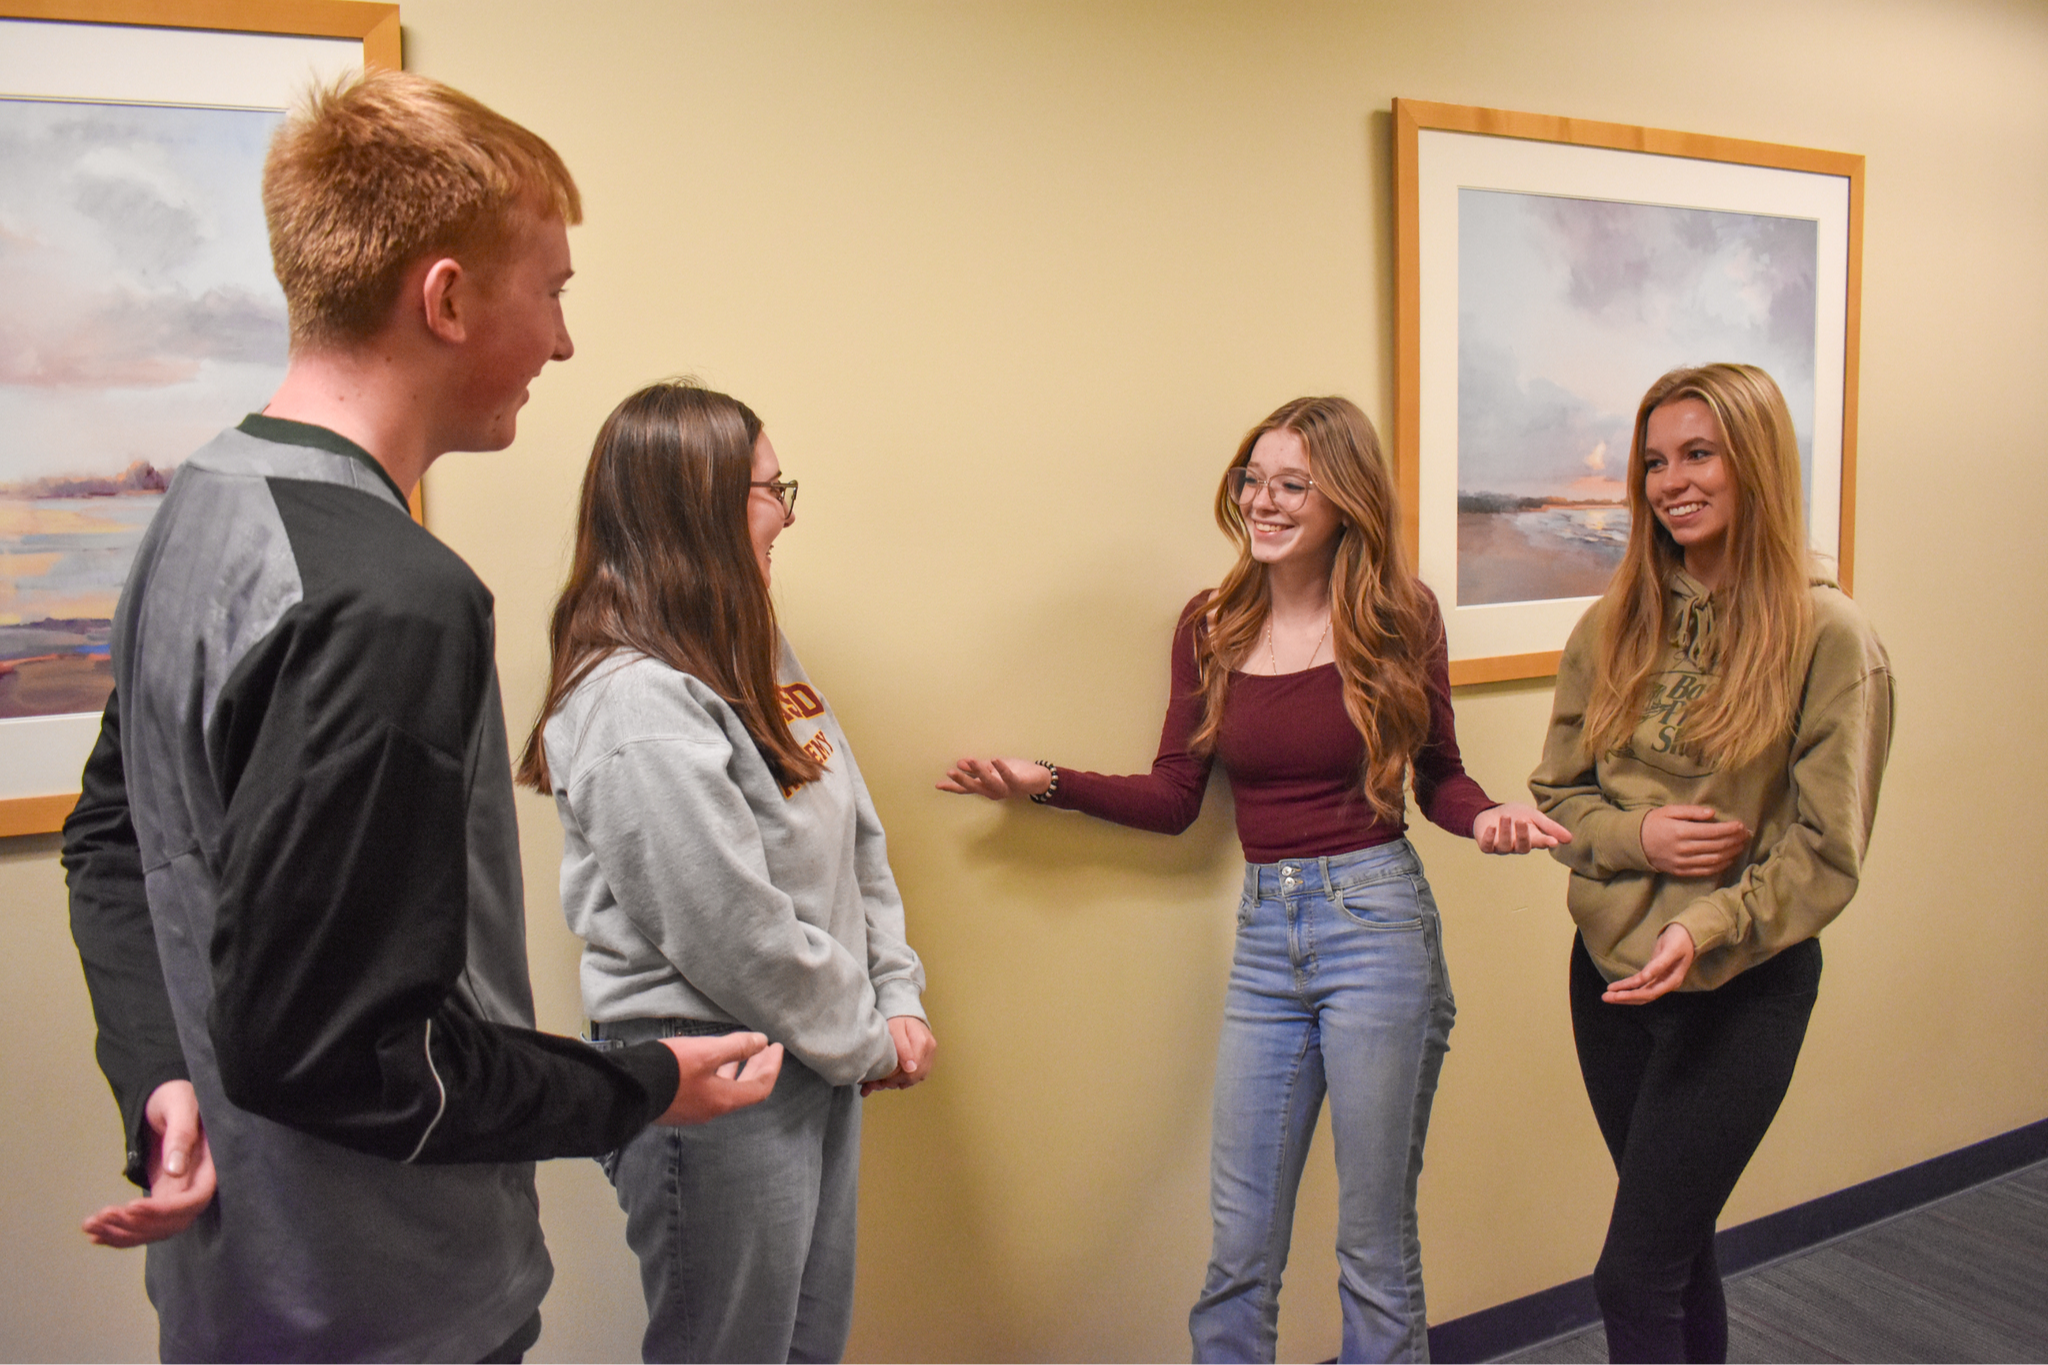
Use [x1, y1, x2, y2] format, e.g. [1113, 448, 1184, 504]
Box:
[517, 381, 823, 793]
[1190, 396, 1434, 821]
[1582, 363, 1815, 767]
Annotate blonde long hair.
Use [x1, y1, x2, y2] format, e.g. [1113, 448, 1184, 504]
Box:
[1190, 396, 1434, 821]
[1583, 364, 1814, 767]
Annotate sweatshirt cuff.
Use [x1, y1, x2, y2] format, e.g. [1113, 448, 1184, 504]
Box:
[608, 1040, 682, 1125]
[1613, 806, 1657, 873]
[1673, 900, 1734, 958]
[874, 980, 927, 1023]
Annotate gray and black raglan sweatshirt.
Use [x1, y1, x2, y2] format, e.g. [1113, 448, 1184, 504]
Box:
[63, 416, 681, 1363]
[544, 645, 927, 1087]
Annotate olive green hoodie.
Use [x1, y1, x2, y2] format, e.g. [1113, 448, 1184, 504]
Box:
[1529, 570, 1893, 990]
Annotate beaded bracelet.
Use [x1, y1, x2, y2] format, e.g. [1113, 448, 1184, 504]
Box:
[1029, 760, 1060, 804]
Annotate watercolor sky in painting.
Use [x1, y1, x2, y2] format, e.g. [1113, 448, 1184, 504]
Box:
[0, 98, 287, 483]
[1457, 189, 1818, 503]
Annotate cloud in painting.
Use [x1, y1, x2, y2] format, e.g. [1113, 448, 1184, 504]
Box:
[1537, 197, 1818, 369]
[69, 142, 213, 277]
[0, 99, 287, 480]
[1458, 333, 1635, 498]
[0, 284, 286, 387]
[1458, 190, 1819, 500]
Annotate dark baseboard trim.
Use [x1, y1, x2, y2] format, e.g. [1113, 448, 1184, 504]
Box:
[1426, 1116, 2048, 1363]
[1712, 1115, 2048, 1276]
[1427, 1275, 1601, 1365]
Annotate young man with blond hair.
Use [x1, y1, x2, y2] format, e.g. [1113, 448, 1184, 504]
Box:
[63, 70, 781, 1362]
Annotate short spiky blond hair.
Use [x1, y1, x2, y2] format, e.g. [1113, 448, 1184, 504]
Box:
[263, 69, 582, 350]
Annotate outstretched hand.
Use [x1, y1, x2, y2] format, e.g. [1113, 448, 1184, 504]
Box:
[656, 1033, 785, 1125]
[936, 757, 1051, 802]
[1602, 923, 1697, 1004]
[1473, 802, 1573, 854]
[862, 1016, 938, 1096]
[1640, 805, 1750, 879]
[83, 1079, 217, 1248]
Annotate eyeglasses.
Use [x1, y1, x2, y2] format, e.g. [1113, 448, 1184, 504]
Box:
[1225, 467, 1317, 514]
[750, 478, 799, 522]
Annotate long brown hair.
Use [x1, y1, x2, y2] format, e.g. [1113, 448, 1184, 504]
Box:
[1582, 363, 1814, 767]
[517, 381, 823, 793]
[1190, 396, 1435, 821]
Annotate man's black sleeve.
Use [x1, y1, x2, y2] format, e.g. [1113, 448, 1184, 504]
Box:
[201, 481, 680, 1163]
[63, 690, 189, 1188]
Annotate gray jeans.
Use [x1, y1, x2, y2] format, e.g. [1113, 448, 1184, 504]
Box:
[594, 1021, 860, 1364]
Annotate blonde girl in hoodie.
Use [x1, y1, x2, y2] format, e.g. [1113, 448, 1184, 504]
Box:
[1530, 363, 1893, 1364]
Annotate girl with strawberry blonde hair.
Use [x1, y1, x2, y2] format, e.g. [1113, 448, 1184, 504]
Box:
[945, 394, 1566, 1362]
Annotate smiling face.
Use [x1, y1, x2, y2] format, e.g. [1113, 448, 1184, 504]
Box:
[1237, 428, 1343, 573]
[448, 209, 576, 451]
[1642, 396, 1739, 588]
[748, 432, 791, 585]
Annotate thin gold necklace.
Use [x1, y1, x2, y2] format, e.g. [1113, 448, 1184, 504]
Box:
[1267, 613, 1332, 674]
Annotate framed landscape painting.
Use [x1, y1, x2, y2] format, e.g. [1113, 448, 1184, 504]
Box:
[1393, 99, 1864, 686]
[0, 0, 397, 837]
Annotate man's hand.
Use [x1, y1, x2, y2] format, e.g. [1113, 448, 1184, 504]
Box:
[1640, 805, 1750, 878]
[655, 1033, 783, 1125]
[83, 1079, 217, 1248]
[1602, 923, 1697, 1005]
[862, 1016, 937, 1096]
[1473, 802, 1573, 854]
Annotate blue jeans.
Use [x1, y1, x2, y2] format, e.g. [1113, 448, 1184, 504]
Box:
[595, 1022, 860, 1364]
[1190, 840, 1456, 1364]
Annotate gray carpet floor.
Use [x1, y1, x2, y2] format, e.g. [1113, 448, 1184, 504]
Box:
[1501, 1158, 2048, 1363]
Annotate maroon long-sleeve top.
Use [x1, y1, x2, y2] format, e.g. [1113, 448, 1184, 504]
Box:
[1049, 590, 1496, 863]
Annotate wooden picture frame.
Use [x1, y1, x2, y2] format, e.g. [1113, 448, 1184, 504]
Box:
[0, 0, 399, 839]
[1393, 98, 1864, 686]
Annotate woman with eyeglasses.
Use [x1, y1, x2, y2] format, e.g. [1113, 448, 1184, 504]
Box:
[1530, 364, 1891, 1363]
[940, 395, 1566, 1363]
[519, 381, 934, 1364]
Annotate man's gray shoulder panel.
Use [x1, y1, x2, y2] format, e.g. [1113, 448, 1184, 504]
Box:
[117, 427, 403, 870]
[182, 426, 410, 515]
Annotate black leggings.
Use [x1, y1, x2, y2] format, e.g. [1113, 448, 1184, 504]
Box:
[1569, 933, 1821, 1364]
[477, 1311, 542, 1363]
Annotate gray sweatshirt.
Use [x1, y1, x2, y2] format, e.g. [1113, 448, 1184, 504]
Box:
[544, 639, 926, 1086]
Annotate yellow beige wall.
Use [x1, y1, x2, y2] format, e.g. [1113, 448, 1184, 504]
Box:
[4, 1, 2044, 1360]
